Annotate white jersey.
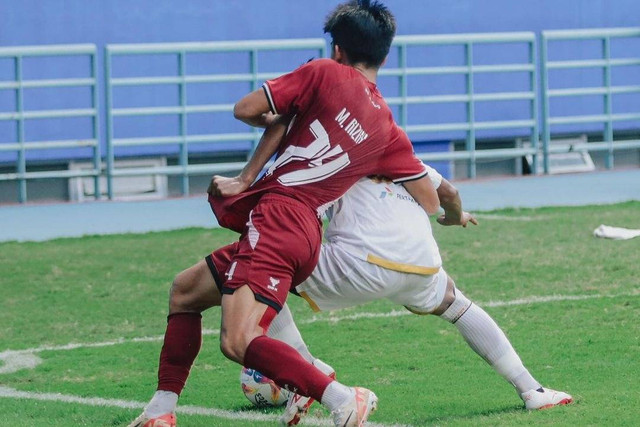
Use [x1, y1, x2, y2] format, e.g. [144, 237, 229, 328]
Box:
[324, 165, 443, 275]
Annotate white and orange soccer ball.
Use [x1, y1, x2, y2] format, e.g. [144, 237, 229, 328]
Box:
[240, 367, 292, 407]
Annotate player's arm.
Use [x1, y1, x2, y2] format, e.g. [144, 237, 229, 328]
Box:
[402, 176, 440, 215]
[208, 114, 291, 197]
[233, 88, 276, 128]
[436, 178, 478, 227]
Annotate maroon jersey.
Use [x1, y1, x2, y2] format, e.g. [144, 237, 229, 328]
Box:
[210, 58, 426, 232]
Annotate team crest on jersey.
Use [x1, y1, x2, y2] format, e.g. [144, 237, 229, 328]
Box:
[364, 87, 381, 109]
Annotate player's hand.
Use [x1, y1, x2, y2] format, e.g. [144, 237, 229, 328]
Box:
[437, 211, 478, 228]
[207, 175, 250, 197]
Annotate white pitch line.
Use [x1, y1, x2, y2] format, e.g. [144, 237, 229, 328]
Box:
[1, 290, 638, 361]
[300, 289, 640, 323]
[0, 386, 406, 427]
[482, 291, 640, 307]
[0, 352, 42, 374]
[473, 213, 547, 221]
[1, 290, 638, 426]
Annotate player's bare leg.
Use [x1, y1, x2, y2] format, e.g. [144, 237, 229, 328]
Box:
[169, 259, 223, 313]
[129, 259, 222, 427]
[219, 284, 273, 363]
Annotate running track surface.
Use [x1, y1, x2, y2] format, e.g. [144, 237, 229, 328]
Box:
[1, 168, 638, 242]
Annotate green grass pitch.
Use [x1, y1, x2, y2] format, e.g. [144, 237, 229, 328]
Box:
[1, 202, 639, 426]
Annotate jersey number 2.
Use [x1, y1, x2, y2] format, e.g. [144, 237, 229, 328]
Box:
[266, 119, 350, 186]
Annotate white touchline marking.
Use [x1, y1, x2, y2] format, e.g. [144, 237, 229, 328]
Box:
[299, 289, 640, 323]
[1, 290, 638, 374]
[0, 290, 638, 424]
[473, 214, 549, 222]
[473, 213, 547, 221]
[479, 292, 640, 307]
[0, 352, 42, 374]
[0, 386, 405, 427]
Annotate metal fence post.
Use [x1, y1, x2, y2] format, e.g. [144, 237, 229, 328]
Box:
[465, 42, 476, 179]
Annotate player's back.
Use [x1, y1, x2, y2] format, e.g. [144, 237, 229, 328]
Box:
[263, 59, 397, 203]
[324, 178, 442, 273]
[210, 59, 426, 232]
[263, 58, 426, 209]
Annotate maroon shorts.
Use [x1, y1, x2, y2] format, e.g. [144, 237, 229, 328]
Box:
[206, 193, 322, 312]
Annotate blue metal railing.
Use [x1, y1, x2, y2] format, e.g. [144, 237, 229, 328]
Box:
[104, 39, 327, 199]
[541, 28, 640, 173]
[0, 29, 638, 204]
[0, 44, 100, 203]
[385, 32, 539, 178]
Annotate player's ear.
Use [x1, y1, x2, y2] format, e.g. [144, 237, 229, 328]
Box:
[332, 43, 345, 63]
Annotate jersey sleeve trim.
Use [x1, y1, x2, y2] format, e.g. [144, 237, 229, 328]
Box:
[391, 170, 429, 184]
[262, 83, 277, 115]
[422, 164, 443, 189]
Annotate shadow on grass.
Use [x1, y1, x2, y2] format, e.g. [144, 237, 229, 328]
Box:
[231, 403, 285, 414]
[413, 403, 523, 425]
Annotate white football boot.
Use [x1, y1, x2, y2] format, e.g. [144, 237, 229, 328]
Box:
[521, 387, 573, 410]
[127, 412, 176, 427]
[331, 387, 378, 427]
[280, 359, 335, 426]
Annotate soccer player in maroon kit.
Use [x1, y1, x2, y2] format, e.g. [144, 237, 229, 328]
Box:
[129, 2, 439, 426]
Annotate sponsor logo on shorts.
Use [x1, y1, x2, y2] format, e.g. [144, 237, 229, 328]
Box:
[267, 277, 280, 291]
[225, 261, 237, 281]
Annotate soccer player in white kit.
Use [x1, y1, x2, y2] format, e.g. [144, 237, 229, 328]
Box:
[211, 107, 573, 425]
[267, 168, 573, 425]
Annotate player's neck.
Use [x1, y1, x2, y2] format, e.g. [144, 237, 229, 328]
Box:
[351, 64, 378, 84]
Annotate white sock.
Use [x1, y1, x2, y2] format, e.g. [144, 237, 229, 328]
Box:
[267, 303, 315, 363]
[312, 358, 335, 376]
[145, 390, 178, 418]
[321, 381, 354, 412]
[268, 303, 336, 384]
[440, 290, 541, 394]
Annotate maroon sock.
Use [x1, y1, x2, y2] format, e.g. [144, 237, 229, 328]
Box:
[244, 335, 333, 400]
[157, 312, 202, 395]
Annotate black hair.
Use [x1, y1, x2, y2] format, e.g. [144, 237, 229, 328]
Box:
[323, 0, 396, 68]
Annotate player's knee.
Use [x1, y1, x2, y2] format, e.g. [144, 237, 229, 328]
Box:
[431, 275, 457, 316]
[439, 287, 472, 324]
[169, 273, 199, 312]
[219, 333, 245, 364]
[219, 336, 236, 361]
[168, 276, 185, 308]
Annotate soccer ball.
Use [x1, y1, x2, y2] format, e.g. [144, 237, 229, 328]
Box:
[240, 367, 292, 407]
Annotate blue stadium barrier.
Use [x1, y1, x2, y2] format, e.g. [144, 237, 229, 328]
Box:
[541, 28, 640, 173]
[383, 32, 539, 178]
[0, 28, 638, 203]
[0, 44, 100, 203]
[104, 39, 326, 199]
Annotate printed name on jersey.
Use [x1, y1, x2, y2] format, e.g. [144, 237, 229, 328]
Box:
[335, 107, 369, 144]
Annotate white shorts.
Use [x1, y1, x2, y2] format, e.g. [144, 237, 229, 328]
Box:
[295, 243, 448, 314]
